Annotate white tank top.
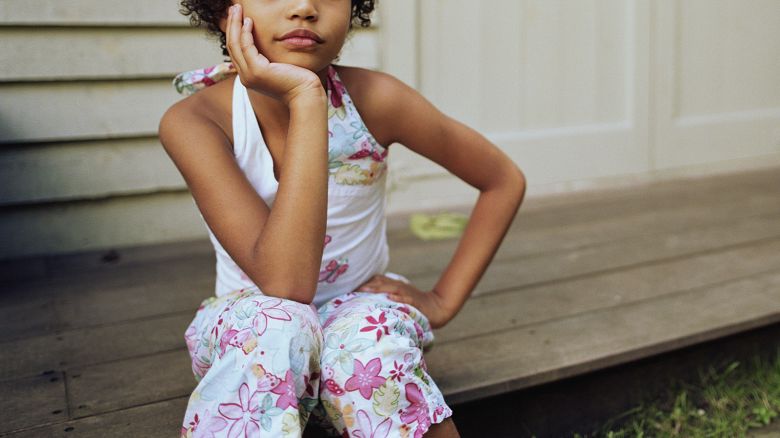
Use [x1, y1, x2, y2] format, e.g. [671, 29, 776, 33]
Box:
[198, 64, 392, 307]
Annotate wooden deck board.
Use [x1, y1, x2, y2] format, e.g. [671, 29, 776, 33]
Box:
[2, 398, 189, 438]
[0, 167, 779, 435]
[3, 165, 777, 289]
[5, 235, 776, 431]
[428, 268, 780, 404]
[1, 180, 779, 345]
[1, 209, 778, 380]
[435, 236, 780, 344]
[0, 371, 68, 433]
[66, 350, 194, 419]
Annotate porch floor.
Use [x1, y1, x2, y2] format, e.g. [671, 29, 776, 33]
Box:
[1, 166, 779, 437]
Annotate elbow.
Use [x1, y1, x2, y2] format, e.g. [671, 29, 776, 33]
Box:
[508, 164, 527, 208]
[254, 276, 318, 305]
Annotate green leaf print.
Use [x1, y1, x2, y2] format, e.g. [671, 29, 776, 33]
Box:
[321, 399, 342, 422]
[413, 365, 430, 385]
[372, 380, 400, 417]
[282, 412, 301, 437]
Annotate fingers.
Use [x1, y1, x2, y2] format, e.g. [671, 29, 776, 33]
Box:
[387, 292, 411, 304]
[241, 18, 270, 70]
[226, 5, 248, 75]
[357, 275, 396, 291]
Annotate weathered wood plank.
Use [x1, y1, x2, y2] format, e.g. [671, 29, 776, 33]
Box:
[0, 28, 222, 82]
[0, 371, 68, 434]
[0, 0, 187, 26]
[3, 397, 189, 438]
[2, 205, 778, 344]
[426, 268, 780, 404]
[0, 138, 183, 206]
[2, 211, 777, 354]
[385, 165, 780, 274]
[434, 236, 780, 344]
[3, 164, 777, 281]
[1, 179, 779, 341]
[408, 212, 780, 295]
[394, 193, 780, 280]
[67, 350, 195, 418]
[0, 313, 191, 380]
[0, 168, 778, 433]
[21, 238, 780, 424]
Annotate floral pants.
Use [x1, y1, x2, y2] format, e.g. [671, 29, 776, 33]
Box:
[180, 274, 453, 438]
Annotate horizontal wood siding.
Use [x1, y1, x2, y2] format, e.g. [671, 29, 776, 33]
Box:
[0, 139, 183, 205]
[0, 28, 221, 81]
[0, 0, 189, 26]
[0, 1, 380, 259]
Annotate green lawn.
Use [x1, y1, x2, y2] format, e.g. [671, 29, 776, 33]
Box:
[571, 348, 780, 438]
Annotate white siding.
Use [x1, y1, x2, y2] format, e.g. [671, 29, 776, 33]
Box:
[0, 0, 380, 258]
[2, 0, 779, 259]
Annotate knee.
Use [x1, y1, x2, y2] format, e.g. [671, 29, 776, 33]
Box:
[320, 303, 422, 375]
[217, 292, 322, 361]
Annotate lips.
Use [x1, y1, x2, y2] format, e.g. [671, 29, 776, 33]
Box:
[279, 28, 324, 43]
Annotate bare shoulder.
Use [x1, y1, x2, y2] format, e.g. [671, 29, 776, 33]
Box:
[333, 65, 422, 148]
[159, 75, 236, 149]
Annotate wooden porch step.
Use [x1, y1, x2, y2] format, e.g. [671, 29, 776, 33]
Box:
[1, 166, 779, 436]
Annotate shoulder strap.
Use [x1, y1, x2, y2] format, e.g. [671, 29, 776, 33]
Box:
[173, 62, 236, 96]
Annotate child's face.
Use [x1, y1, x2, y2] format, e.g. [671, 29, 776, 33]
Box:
[223, 0, 352, 73]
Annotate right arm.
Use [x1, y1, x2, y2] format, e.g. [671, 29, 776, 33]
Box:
[158, 7, 329, 304]
[158, 92, 328, 304]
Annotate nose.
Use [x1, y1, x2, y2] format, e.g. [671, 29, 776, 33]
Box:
[287, 0, 318, 21]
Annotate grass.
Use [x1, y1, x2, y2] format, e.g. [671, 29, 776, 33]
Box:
[571, 347, 780, 438]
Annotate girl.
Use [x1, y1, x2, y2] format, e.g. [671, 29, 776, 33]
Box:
[159, 0, 526, 436]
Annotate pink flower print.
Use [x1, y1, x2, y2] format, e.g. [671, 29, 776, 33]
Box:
[185, 409, 229, 438]
[217, 383, 265, 437]
[323, 332, 374, 374]
[348, 139, 388, 163]
[432, 406, 446, 423]
[354, 409, 392, 438]
[250, 298, 292, 336]
[327, 69, 346, 108]
[345, 357, 386, 400]
[324, 234, 332, 247]
[399, 383, 431, 438]
[218, 327, 255, 357]
[323, 378, 346, 396]
[388, 360, 405, 382]
[217, 328, 237, 358]
[185, 324, 198, 354]
[319, 258, 349, 283]
[192, 355, 211, 379]
[319, 366, 346, 396]
[304, 371, 320, 397]
[360, 311, 391, 342]
[270, 370, 299, 410]
[193, 410, 229, 438]
[252, 364, 282, 392]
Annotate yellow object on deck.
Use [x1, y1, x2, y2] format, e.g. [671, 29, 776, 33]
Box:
[409, 212, 469, 240]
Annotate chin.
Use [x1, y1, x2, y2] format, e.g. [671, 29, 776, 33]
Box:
[272, 53, 332, 72]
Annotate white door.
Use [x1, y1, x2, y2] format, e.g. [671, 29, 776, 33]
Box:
[378, 0, 780, 213]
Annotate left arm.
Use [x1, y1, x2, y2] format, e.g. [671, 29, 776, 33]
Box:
[354, 70, 527, 328]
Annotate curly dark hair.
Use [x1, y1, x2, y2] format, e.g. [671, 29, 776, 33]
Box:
[179, 0, 376, 58]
